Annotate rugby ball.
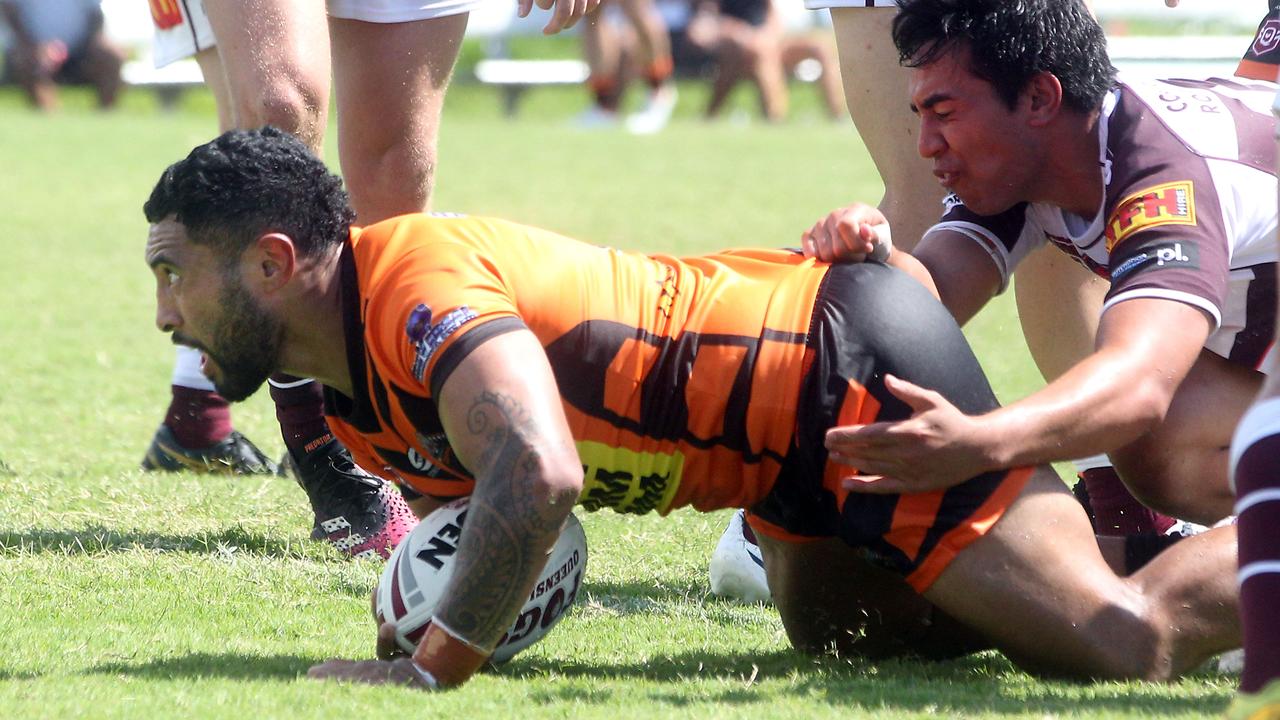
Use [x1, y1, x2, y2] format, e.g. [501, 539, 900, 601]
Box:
[375, 497, 587, 662]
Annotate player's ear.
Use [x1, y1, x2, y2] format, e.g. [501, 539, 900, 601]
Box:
[250, 232, 298, 292]
[1024, 71, 1063, 127]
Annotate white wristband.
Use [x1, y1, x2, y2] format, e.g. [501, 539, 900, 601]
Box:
[409, 658, 440, 689]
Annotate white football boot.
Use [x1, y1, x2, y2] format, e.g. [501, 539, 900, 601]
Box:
[708, 509, 772, 603]
[625, 84, 677, 135]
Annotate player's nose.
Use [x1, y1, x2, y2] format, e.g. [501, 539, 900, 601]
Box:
[917, 118, 946, 159]
[155, 294, 181, 333]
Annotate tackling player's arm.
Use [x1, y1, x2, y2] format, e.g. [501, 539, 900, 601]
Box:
[800, 201, 1001, 324]
[828, 295, 1211, 493]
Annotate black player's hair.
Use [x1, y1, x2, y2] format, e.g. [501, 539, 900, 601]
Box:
[144, 126, 355, 260]
[892, 0, 1115, 113]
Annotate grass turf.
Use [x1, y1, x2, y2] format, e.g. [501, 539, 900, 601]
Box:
[0, 83, 1235, 718]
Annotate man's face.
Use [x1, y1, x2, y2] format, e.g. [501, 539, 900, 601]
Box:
[909, 46, 1040, 215]
[146, 218, 283, 402]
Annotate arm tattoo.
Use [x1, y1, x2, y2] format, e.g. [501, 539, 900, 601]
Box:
[435, 390, 572, 650]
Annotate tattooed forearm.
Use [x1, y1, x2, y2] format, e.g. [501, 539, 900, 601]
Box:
[434, 390, 578, 651]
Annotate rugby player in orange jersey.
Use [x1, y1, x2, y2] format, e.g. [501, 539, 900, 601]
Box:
[144, 127, 1239, 690]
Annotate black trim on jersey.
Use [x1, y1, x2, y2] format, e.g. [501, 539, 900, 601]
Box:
[389, 382, 445, 436]
[760, 327, 808, 344]
[938, 201, 1031, 255]
[368, 358, 395, 432]
[323, 243, 382, 434]
[427, 316, 529, 399]
[543, 319, 794, 465]
[178, 0, 201, 50]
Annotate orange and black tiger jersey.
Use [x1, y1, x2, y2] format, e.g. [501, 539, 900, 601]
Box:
[324, 214, 1029, 591]
[324, 213, 827, 515]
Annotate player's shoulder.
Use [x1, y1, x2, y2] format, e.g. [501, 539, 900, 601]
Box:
[1111, 75, 1277, 163]
[351, 213, 495, 272]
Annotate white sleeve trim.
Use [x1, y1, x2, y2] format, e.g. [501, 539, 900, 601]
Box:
[921, 221, 1013, 293]
[1100, 288, 1222, 331]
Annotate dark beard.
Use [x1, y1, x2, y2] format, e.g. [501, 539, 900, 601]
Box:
[206, 279, 282, 403]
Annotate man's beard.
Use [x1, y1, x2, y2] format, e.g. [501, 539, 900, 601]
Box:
[205, 279, 283, 403]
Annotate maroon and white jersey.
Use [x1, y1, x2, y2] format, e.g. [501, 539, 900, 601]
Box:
[926, 75, 1280, 368]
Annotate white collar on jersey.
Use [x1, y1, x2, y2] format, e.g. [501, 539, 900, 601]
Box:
[1098, 86, 1120, 186]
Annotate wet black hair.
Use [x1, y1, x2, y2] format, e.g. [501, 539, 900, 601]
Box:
[893, 0, 1115, 113]
[144, 126, 355, 260]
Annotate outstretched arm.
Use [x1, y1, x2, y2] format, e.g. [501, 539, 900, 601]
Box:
[800, 201, 1001, 323]
[828, 297, 1212, 493]
[309, 329, 582, 688]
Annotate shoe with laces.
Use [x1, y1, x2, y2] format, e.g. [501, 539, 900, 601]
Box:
[141, 425, 278, 475]
[287, 439, 418, 560]
[708, 509, 771, 603]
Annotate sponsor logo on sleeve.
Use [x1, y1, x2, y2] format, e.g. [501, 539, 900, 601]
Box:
[406, 303, 477, 382]
[1109, 241, 1200, 284]
[1104, 181, 1197, 252]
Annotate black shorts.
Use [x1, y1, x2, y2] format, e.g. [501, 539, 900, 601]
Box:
[747, 262, 1030, 592]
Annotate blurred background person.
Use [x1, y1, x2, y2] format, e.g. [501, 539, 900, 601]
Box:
[578, 0, 677, 133]
[684, 0, 841, 123]
[1, 0, 124, 111]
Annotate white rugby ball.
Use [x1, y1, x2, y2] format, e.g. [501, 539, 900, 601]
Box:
[375, 497, 587, 662]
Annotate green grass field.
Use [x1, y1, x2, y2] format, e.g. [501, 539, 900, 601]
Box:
[0, 83, 1236, 718]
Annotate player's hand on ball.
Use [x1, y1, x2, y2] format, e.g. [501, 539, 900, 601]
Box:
[308, 623, 431, 688]
[824, 374, 993, 493]
[801, 203, 890, 263]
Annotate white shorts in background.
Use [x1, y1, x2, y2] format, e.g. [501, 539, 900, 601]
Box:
[328, 0, 491, 23]
[150, 0, 216, 68]
[150, 0, 492, 67]
[803, 0, 897, 9]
